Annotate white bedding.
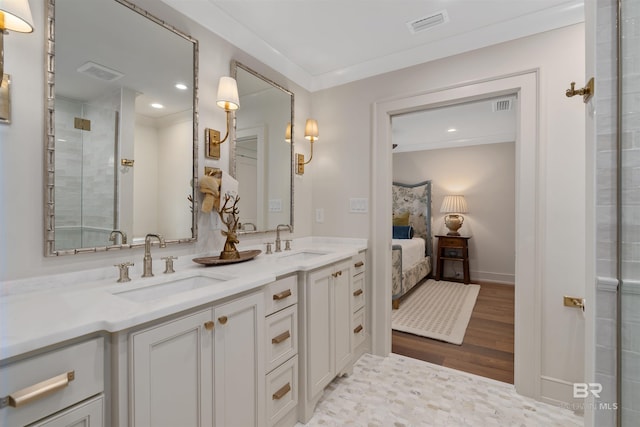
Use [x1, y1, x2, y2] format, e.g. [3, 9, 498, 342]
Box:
[392, 237, 426, 270]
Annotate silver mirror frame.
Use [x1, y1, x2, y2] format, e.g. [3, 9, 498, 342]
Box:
[44, 0, 199, 256]
[230, 60, 294, 234]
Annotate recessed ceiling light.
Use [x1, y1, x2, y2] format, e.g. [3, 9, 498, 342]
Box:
[151, 103, 164, 109]
[175, 83, 188, 90]
[447, 128, 457, 132]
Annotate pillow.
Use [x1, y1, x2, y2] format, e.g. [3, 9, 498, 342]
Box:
[392, 211, 410, 226]
[392, 225, 414, 239]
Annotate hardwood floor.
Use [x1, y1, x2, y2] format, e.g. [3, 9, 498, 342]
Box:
[392, 281, 515, 384]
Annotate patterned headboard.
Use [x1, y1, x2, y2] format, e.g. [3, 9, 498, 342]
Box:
[392, 180, 433, 258]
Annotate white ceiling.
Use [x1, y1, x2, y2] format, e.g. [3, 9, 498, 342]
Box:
[161, 0, 584, 92]
[391, 95, 517, 152]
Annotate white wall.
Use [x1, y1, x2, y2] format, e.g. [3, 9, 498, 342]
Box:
[311, 24, 586, 404]
[393, 142, 516, 284]
[0, 0, 312, 281]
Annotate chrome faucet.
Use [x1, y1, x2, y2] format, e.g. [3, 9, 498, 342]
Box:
[142, 233, 166, 277]
[275, 224, 292, 252]
[109, 230, 127, 245]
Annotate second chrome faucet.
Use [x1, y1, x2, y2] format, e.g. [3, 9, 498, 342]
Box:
[142, 233, 166, 277]
[275, 224, 292, 252]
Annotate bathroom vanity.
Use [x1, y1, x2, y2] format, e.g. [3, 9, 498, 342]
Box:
[0, 238, 367, 426]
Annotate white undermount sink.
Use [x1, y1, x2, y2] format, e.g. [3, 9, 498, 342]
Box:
[112, 274, 229, 303]
[275, 250, 329, 262]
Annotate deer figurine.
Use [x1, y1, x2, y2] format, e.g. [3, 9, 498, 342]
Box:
[217, 194, 241, 260]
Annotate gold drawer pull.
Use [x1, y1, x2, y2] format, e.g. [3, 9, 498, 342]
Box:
[204, 321, 214, 331]
[218, 316, 228, 325]
[273, 289, 292, 300]
[354, 261, 364, 268]
[0, 371, 75, 409]
[272, 330, 291, 344]
[272, 382, 291, 400]
[353, 289, 363, 297]
[354, 325, 363, 334]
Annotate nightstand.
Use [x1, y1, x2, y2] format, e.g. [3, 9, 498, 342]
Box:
[435, 235, 471, 284]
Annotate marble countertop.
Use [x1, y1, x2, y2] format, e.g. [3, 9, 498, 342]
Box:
[0, 237, 367, 361]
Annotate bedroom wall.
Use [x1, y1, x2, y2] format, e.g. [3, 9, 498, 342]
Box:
[0, 0, 313, 281]
[393, 142, 516, 284]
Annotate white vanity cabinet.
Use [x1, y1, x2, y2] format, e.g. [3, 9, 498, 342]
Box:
[263, 275, 298, 427]
[0, 337, 105, 427]
[128, 291, 265, 427]
[299, 259, 353, 422]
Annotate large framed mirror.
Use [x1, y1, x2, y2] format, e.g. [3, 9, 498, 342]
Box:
[231, 61, 294, 233]
[45, 0, 198, 256]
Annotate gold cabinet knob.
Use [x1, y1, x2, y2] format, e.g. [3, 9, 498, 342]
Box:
[218, 316, 228, 325]
[204, 321, 214, 331]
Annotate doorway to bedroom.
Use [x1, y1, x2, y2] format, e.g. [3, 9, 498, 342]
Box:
[389, 95, 517, 384]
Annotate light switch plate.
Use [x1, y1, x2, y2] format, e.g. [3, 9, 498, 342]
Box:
[315, 208, 324, 223]
[349, 198, 368, 213]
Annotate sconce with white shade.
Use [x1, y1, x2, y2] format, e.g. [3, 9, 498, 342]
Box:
[440, 195, 468, 236]
[208, 76, 240, 159]
[285, 122, 291, 143]
[1, 0, 34, 124]
[296, 118, 318, 175]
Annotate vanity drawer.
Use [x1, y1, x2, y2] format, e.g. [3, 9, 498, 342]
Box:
[352, 308, 366, 349]
[351, 272, 365, 313]
[266, 355, 298, 427]
[0, 337, 104, 427]
[265, 274, 297, 316]
[352, 252, 366, 276]
[265, 304, 298, 373]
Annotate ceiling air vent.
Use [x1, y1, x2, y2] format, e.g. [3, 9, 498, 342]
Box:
[493, 98, 513, 112]
[407, 10, 449, 34]
[77, 61, 124, 82]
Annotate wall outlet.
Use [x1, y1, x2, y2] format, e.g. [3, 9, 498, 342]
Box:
[315, 208, 324, 223]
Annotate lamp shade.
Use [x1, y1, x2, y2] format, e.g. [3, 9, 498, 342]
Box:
[304, 119, 318, 141]
[440, 195, 468, 213]
[0, 0, 34, 32]
[285, 122, 291, 143]
[216, 76, 240, 111]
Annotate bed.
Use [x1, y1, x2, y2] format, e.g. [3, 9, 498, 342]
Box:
[392, 180, 433, 309]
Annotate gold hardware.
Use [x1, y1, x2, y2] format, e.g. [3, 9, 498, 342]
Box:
[354, 325, 363, 334]
[218, 316, 228, 325]
[565, 78, 594, 103]
[353, 289, 363, 297]
[0, 371, 75, 409]
[331, 272, 338, 278]
[204, 166, 221, 177]
[563, 296, 585, 311]
[272, 382, 291, 400]
[120, 158, 134, 167]
[354, 261, 364, 268]
[0, 74, 10, 124]
[296, 153, 306, 175]
[273, 289, 292, 300]
[271, 330, 291, 344]
[74, 117, 91, 131]
[204, 321, 214, 331]
[206, 128, 222, 160]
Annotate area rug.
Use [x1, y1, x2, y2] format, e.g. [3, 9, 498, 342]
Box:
[392, 279, 480, 345]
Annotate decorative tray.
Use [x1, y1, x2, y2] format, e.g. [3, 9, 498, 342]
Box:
[192, 249, 262, 266]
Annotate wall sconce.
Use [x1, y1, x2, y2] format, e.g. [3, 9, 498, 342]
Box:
[440, 195, 468, 236]
[285, 122, 291, 143]
[208, 76, 240, 159]
[0, 0, 34, 124]
[296, 119, 318, 175]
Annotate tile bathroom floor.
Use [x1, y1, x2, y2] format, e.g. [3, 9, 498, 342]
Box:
[296, 353, 583, 427]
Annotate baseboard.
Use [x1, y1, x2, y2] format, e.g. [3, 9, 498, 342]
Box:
[540, 375, 583, 413]
[471, 270, 515, 284]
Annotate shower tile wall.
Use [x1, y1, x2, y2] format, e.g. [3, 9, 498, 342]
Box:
[54, 98, 117, 250]
[595, 0, 640, 425]
[620, 0, 640, 424]
[595, 0, 619, 426]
